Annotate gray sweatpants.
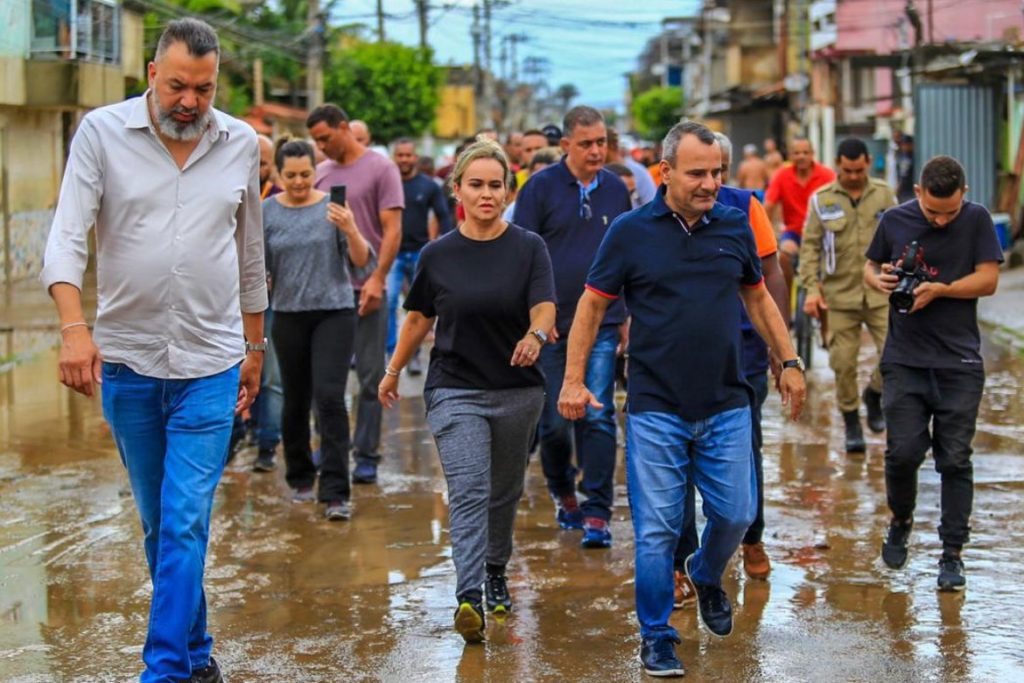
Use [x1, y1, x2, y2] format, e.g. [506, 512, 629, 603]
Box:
[425, 386, 545, 600]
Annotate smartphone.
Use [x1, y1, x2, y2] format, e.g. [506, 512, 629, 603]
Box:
[330, 184, 347, 206]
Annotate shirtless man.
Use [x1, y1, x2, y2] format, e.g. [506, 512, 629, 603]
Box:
[764, 138, 784, 177]
[736, 144, 770, 192]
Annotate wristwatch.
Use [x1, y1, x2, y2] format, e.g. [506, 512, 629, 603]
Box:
[530, 329, 548, 345]
[245, 338, 268, 353]
[782, 357, 805, 372]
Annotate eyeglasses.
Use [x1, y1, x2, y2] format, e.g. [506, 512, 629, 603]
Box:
[580, 192, 592, 220]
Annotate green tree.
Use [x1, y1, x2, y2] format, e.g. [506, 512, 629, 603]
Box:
[555, 83, 579, 113]
[324, 41, 442, 144]
[631, 86, 683, 143]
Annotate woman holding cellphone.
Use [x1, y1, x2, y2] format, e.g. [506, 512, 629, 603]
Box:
[263, 140, 374, 520]
[379, 138, 556, 643]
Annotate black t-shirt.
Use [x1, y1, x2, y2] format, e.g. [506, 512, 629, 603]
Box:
[400, 173, 453, 252]
[865, 200, 1004, 369]
[404, 224, 557, 390]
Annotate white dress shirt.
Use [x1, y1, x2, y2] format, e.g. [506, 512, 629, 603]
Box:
[41, 92, 268, 379]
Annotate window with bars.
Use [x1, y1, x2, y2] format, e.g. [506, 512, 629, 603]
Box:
[31, 0, 120, 64]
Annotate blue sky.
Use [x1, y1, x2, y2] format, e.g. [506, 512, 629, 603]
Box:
[330, 0, 700, 109]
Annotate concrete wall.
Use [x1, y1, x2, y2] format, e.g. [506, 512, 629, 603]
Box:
[0, 0, 30, 57]
[434, 84, 475, 140]
[0, 108, 64, 283]
[836, 0, 1024, 52]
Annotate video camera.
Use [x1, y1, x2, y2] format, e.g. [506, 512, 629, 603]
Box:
[890, 241, 931, 314]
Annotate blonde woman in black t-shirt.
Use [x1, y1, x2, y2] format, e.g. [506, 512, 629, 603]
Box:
[378, 138, 556, 644]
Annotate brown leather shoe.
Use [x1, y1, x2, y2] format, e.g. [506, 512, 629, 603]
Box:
[742, 542, 771, 580]
[673, 569, 697, 609]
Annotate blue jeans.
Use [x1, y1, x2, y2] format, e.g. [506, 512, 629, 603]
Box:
[674, 371, 769, 565]
[255, 308, 282, 452]
[386, 249, 420, 354]
[627, 406, 755, 641]
[101, 362, 239, 683]
[538, 325, 618, 520]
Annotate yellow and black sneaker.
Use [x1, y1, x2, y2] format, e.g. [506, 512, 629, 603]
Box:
[485, 573, 513, 615]
[454, 600, 486, 643]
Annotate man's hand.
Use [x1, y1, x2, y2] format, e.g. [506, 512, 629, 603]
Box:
[58, 327, 102, 398]
[768, 353, 782, 392]
[236, 353, 262, 414]
[779, 367, 806, 421]
[802, 293, 828, 319]
[909, 281, 946, 314]
[359, 275, 385, 316]
[868, 262, 899, 294]
[378, 374, 400, 408]
[558, 380, 603, 420]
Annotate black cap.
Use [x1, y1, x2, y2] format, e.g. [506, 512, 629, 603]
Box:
[541, 124, 562, 146]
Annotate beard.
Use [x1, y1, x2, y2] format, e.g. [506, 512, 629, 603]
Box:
[152, 94, 212, 141]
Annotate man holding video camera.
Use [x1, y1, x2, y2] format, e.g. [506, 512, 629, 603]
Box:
[864, 155, 1003, 591]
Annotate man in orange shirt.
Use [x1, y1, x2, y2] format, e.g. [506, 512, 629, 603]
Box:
[764, 137, 836, 298]
[672, 132, 790, 607]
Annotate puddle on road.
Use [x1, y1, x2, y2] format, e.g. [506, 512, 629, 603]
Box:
[2, 344, 1024, 682]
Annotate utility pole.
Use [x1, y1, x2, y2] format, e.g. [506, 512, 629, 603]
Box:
[472, 4, 483, 130]
[482, 0, 495, 128]
[415, 0, 429, 50]
[508, 33, 526, 83]
[377, 0, 386, 42]
[306, 0, 323, 109]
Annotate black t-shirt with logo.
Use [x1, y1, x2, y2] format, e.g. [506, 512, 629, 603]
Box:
[865, 200, 1003, 369]
[404, 224, 556, 390]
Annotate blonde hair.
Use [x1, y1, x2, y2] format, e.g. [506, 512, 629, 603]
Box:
[449, 136, 512, 193]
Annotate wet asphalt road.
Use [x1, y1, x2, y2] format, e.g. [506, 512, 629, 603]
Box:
[2, 332, 1024, 682]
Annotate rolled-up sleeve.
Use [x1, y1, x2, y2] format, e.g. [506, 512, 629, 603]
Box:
[236, 136, 269, 314]
[40, 118, 103, 293]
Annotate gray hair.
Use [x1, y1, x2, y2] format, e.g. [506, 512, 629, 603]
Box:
[661, 120, 717, 167]
[155, 18, 219, 62]
[713, 132, 733, 166]
[563, 106, 604, 138]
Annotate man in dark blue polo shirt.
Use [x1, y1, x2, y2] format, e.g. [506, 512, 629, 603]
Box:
[513, 106, 632, 549]
[559, 121, 806, 678]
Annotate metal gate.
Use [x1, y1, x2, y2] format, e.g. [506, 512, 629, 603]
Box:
[914, 84, 997, 208]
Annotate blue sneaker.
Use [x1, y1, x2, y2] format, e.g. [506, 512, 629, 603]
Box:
[554, 494, 584, 530]
[639, 636, 685, 677]
[581, 517, 612, 548]
[352, 460, 378, 484]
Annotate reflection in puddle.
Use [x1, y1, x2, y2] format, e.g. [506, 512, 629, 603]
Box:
[1, 341, 1023, 681]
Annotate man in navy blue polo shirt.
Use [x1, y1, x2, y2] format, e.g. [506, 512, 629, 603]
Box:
[513, 106, 632, 548]
[559, 121, 806, 678]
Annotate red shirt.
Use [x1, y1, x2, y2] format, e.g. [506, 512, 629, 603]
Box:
[764, 162, 836, 236]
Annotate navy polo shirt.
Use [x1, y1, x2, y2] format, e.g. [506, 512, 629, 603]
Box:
[513, 158, 633, 334]
[586, 190, 764, 421]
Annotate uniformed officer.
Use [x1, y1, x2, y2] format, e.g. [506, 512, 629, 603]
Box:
[799, 138, 897, 452]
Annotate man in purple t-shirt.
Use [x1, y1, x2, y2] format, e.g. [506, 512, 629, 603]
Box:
[308, 104, 404, 485]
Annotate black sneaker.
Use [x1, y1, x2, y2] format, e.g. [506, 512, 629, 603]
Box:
[937, 556, 967, 592]
[685, 554, 733, 637]
[881, 518, 912, 569]
[252, 449, 276, 473]
[485, 573, 512, 614]
[191, 657, 223, 683]
[639, 636, 686, 678]
[453, 599, 485, 643]
[862, 387, 886, 433]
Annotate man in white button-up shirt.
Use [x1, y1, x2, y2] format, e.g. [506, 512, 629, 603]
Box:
[41, 18, 265, 683]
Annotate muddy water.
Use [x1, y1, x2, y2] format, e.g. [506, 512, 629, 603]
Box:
[1, 337, 1023, 682]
